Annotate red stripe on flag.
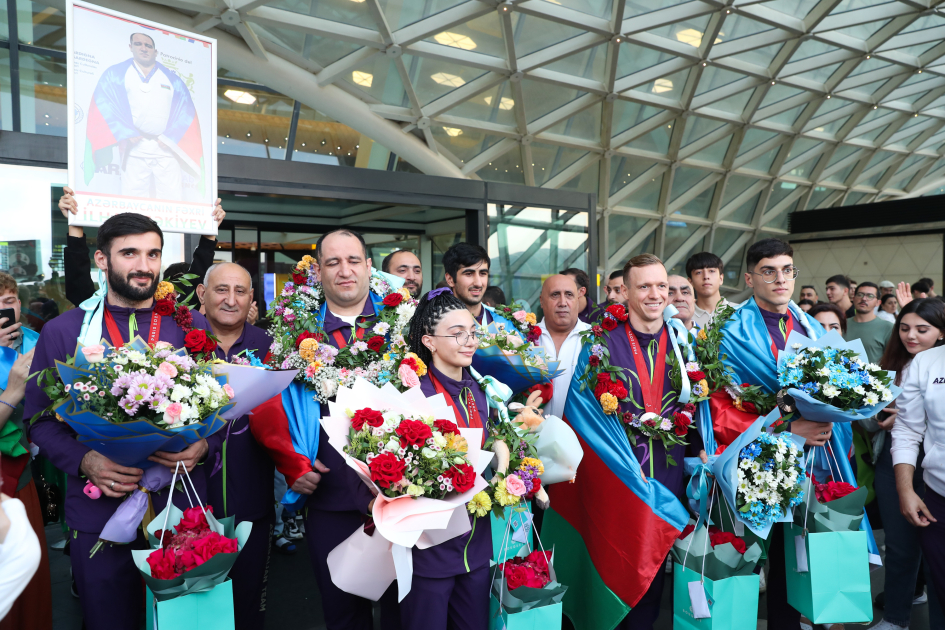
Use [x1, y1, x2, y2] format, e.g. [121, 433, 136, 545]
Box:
[85, 98, 118, 153]
[548, 426, 682, 607]
[248, 394, 312, 488]
[177, 113, 203, 165]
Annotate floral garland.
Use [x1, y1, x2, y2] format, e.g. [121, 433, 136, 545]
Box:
[152, 281, 218, 359]
[265, 255, 420, 402]
[577, 303, 696, 449]
[667, 304, 777, 415]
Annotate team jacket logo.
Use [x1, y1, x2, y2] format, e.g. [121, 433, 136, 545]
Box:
[933, 378, 945, 384]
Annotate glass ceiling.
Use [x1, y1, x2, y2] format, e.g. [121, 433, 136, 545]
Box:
[143, 0, 945, 277]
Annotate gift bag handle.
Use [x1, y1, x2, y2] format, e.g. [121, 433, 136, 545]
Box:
[800, 447, 817, 534]
[824, 442, 846, 484]
[158, 461, 206, 537]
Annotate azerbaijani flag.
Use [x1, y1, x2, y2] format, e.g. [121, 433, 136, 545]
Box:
[84, 58, 205, 196]
[543, 343, 689, 630]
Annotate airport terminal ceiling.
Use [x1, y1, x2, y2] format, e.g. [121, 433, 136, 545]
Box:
[39, 0, 945, 284]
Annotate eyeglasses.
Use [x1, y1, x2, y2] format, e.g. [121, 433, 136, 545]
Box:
[854, 292, 877, 300]
[749, 267, 799, 283]
[429, 331, 482, 345]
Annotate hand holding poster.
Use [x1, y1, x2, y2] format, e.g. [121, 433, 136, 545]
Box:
[66, 0, 217, 234]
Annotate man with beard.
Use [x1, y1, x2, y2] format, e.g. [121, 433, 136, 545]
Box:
[381, 249, 422, 298]
[561, 267, 606, 324]
[24, 213, 215, 630]
[545, 254, 705, 630]
[442, 243, 517, 330]
[250, 229, 396, 630]
[197, 263, 274, 630]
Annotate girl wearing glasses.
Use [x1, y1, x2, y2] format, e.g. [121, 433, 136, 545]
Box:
[400, 287, 493, 630]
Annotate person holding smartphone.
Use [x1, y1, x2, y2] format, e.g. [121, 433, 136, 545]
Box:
[874, 299, 945, 630]
[0, 271, 50, 630]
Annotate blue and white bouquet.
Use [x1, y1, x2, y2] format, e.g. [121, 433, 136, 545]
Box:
[714, 408, 807, 538]
[735, 432, 806, 531]
[777, 330, 900, 424]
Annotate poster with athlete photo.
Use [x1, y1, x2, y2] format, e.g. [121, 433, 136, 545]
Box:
[66, 0, 217, 235]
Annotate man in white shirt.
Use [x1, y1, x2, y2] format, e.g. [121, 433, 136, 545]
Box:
[667, 275, 695, 330]
[687, 251, 730, 328]
[536, 274, 590, 419]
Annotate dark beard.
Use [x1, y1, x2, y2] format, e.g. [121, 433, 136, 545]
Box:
[108, 266, 158, 302]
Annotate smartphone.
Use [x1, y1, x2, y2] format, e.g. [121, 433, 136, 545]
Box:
[0, 308, 15, 328]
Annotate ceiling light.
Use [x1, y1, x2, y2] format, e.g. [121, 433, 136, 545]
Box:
[351, 71, 373, 87]
[484, 96, 515, 109]
[224, 89, 256, 105]
[431, 72, 466, 87]
[350, 0, 365, 3]
[443, 127, 463, 136]
[434, 32, 477, 50]
[652, 78, 673, 94]
[675, 28, 703, 48]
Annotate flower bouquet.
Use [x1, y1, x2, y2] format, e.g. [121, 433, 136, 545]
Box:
[33, 337, 236, 468]
[713, 409, 807, 538]
[785, 449, 874, 624]
[490, 518, 567, 630]
[777, 330, 900, 423]
[472, 303, 562, 396]
[671, 521, 763, 629]
[322, 378, 492, 601]
[132, 465, 252, 629]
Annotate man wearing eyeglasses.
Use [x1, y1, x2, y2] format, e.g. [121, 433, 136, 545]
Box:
[845, 281, 894, 364]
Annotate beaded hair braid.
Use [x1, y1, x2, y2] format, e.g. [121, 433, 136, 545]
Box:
[407, 290, 469, 367]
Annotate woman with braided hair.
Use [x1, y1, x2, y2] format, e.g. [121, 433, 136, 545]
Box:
[400, 286, 493, 629]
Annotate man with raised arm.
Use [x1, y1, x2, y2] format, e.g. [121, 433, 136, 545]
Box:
[24, 213, 215, 630]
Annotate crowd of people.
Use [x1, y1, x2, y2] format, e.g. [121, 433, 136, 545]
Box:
[1, 200, 945, 630]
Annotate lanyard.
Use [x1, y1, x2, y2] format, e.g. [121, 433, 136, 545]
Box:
[331, 321, 365, 349]
[430, 372, 483, 431]
[768, 313, 794, 359]
[103, 307, 162, 347]
[625, 323, 668, 415]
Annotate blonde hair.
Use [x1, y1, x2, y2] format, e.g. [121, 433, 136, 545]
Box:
[622, 254, 664, 282]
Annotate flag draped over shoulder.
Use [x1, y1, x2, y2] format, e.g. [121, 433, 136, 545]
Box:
[544, 342, 689, 630]
[84, 58, 205, 193]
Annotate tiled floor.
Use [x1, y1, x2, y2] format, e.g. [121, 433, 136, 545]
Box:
[45, 525, 926, 630]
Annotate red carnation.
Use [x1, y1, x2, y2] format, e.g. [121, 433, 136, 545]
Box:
[367, 335, 385, 352]
[184, 330, 210, 355]
[673, 412, 691, 437]
[687, 370, 706, 382]
[434, 419, 460, 435]
[291, 271, 307, 285]
[351, 408, 385, 431]
[382, 293, 404, 307]
[594, 373, 614, 399]
[601, 316, 618, 331]
[609, 380, 627, 400]
[396, 419, 433, 447]
[606, 303, 628, 322]
[154, 299, 175, 317]
[589, 355, 600, 366]
[443, 462, 476, 493]
[526, 477, 541, 498]
[369, 452, 406, 489]
[526, 326, 542, 343]
[296, 330, 319, 348]
[592, 325, 604, 337]
[401, 356, 419, 371]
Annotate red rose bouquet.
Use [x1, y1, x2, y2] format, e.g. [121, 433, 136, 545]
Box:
[794, 474, 868, 534]
[499, 550, 553, 590]
[133, 502, 252, 602]
[491, 525, 567, 616]
[672, 520, 762, 581]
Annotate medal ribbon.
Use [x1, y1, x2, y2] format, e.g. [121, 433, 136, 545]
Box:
[430, 372, 483, 431]
[331, 320, 366, 349]
[625, 323, 668, 414]
[103, 308, 162, 347]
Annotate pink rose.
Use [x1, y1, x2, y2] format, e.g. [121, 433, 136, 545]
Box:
[163, 402, 184, 426]
[505, 474, 527, 497]
[398, 363, 420, 389]
[511, 310, 527, 323]
[154, 341, 173, 350]
[81, 344, 106, 363]
[223, 384, 235, 398]
[158, 362, 179, 378]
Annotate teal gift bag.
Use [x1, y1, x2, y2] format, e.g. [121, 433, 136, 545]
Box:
[672, 564, 759, 630]
[490, 595, 562, 630]
[146, 580, 235, 630]
[784, 524, 872, 624]
[492, 504, 533, 563]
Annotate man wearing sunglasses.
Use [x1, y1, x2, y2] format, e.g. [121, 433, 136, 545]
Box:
[845, 281, 894, 364]
[717, 238, 876, 630]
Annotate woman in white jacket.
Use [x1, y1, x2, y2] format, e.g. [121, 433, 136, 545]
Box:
[893, 299, 945, 613]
